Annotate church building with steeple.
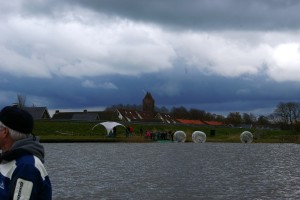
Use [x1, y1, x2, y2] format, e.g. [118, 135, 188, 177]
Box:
[142, 92, 155, 116]
[53, 91, 178, 124]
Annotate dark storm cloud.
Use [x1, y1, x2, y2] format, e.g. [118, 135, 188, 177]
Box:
[1, 67, 300, 116]
[41, 0, 300, 31]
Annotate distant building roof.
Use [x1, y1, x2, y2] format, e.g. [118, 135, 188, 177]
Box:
[177, 119, 224, 126]
[115, 109, 177, 123]
[177, 119, 206, 125]
[72, 113, 99, 121]
[51, 112, 75, 120]
[116, 109, 145, 122]
[51, 110, 116, 121]
[23, 107, 50, 120]
[156, 113, 178, 124]
[203, 121, 225, 126]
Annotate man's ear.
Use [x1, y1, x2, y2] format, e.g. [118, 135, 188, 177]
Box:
[2, 127, 9, 137]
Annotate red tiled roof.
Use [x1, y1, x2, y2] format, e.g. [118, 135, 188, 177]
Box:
[204, 121, 224, 126]
[177, 119, 224, 126]
[177, 119, 206, 125]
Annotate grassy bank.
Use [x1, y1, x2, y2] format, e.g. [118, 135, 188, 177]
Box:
[33, 120, 300, 143]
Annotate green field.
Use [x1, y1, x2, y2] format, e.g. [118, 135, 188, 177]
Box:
[33, 120, 300, 143]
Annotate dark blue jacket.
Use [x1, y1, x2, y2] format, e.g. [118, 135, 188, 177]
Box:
[0, 136, 52, 199]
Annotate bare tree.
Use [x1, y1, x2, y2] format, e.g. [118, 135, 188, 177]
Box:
[257, 115, 269, 126]
[242, 113, 256, 124]
[274, 102, 300, 129]
[170, 106, 189, 119]
[226, 112, 243, 126]
[17, 94, 26, 108]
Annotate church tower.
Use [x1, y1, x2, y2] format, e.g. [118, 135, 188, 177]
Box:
[143, 92, 155, 115]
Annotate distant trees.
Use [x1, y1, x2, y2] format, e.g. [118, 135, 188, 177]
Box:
[156, 106, 169, 113]
[273, 102, 300, 130]
[169, 107, 227, 121]
[256, 115, 269, 126]
[189, 108, 207, 120]
[242, 113, 256, 124]
[226, 112, 242, 126]
[170, 106, 189, 119]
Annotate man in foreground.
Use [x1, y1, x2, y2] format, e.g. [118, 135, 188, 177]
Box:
[0, 106, 52, 199]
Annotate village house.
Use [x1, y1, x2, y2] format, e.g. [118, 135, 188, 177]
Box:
[115, 92, 178, 124]
[22, 107, 51, 120]
[177, 119, 224, 126]
[52, 110, 115, 121]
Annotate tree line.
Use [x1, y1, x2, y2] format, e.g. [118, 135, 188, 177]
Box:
[106, 102, 300, 130]
[270, 102, 300, 130]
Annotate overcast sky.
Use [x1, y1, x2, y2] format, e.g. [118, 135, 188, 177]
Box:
[1, 0, 300, 117]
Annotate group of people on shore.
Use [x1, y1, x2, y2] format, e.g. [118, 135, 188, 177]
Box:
[123, 126, 175, 141]
[144, 129, 174, 141]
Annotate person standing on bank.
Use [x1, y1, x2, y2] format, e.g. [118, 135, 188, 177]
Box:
[0, 106, 52, 199]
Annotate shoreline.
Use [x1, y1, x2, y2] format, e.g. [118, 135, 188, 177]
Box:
[39, 137, 298, 144]
[34, 120, 300, 144]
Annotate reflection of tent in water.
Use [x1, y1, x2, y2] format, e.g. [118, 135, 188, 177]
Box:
[92, 121, 125, 136]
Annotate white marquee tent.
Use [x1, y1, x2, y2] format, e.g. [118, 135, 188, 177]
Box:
[92, 121, 125, 136]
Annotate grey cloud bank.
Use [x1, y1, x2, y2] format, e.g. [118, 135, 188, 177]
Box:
[54, 0, 300, 30]
[0, 0, 300, 116]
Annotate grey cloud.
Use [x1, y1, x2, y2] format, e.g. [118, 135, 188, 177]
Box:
[46, 0, 300, 31]
[9, 0, 300, 31]
[82, 80, 118, 90]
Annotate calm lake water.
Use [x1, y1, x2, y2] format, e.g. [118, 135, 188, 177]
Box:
[44, 143, 300, 200]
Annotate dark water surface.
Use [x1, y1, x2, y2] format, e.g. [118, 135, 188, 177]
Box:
[44, 143, 300, 200]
